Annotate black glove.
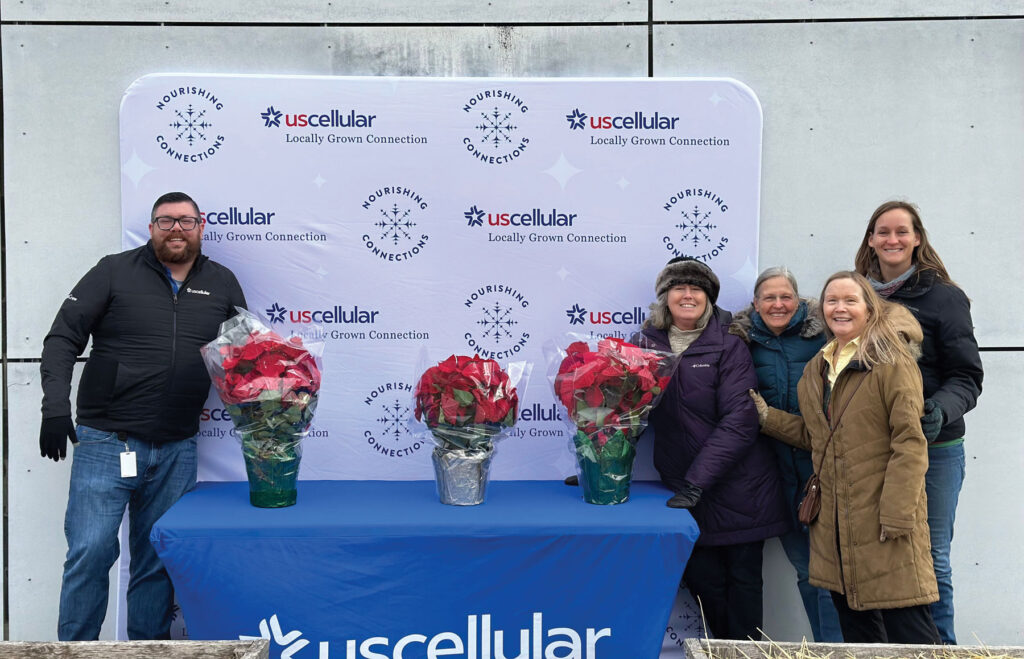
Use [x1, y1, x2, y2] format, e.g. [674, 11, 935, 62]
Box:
[667, 481, 702, 509]
[40, 416, 76, 461]
[920, 399, 944, 442]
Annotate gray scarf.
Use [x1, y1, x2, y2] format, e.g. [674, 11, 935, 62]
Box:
[869, 264, 916, 299]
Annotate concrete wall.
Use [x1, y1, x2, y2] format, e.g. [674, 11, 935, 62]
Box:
[2, 1, 1021, 645]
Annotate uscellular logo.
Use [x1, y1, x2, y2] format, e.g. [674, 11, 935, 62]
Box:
[259, 104, 376, 129]
[462, 284, 531, 361]
[564, 107, 679, 131]
[660, 187, 731, 263]
[464, 204, 577, 229]
[199, 204, 328, 246]
[461, 88, 531, 165]
[362, 381, 426, 460]
[153, 84, 226, 164]
[360, 186, 431, 262]
[240, 611, 613, 658]
[564, 302, 646, 341]
[564, 303, 646, 327]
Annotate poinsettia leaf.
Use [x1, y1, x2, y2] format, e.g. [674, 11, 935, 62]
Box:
[452, 388, 475, 406]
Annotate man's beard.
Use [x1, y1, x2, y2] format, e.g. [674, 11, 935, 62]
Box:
[154, 234, 199, 264]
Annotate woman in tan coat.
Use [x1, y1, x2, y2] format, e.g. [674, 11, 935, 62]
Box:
[751, 271, 940, 644]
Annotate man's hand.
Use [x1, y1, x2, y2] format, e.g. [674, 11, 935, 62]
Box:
[40, 416, 76, 461]
[920, 399, 944, 441]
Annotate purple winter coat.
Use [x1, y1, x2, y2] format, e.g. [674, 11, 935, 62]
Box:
[639, 310, 790, 546]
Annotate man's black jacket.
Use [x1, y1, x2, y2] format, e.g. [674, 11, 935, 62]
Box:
[41, 242, 247, 443]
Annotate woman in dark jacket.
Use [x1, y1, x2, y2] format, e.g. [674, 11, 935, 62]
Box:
[730, 266, 842, 642]
[636, 257, 789, 641]
[854, 200, 983, 644]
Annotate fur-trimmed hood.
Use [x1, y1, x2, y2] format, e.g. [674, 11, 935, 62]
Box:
[883, 300, 924, 360]
[728, 298, 825, 344]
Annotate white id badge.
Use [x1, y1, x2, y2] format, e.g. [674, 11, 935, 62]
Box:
[120, 451, 137, 478]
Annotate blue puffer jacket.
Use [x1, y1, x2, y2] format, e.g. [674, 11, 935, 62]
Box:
[638, 309, 790, 546]
[729, 300, 826, 524]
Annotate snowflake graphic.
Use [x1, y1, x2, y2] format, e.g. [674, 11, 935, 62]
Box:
[676, 205, 718, 247]
[261, 106, 283, 128]
[475, 107, 518, 148]
[565, 108, 587, 130]
[565, 303, 586, 325]
[265, 303, 287, 324]
[169, 104, 212, 146]
[376, 398, 410, 441]
[375, 204, 416, 245]
[476, 302, 518, 344]
[464, 205, 485, 227]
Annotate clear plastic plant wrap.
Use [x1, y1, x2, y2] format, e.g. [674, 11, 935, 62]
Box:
[201, 308, 323, 507]
[412, 354, 527, 505]
[550, 336, 679, 504]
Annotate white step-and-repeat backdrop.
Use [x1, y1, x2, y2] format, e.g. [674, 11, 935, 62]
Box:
[119, 73, 762, 482]
[118, 73, 762, 650]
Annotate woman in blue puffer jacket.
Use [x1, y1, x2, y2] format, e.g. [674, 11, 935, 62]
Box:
[636, 257, 789, 641]
[729, 266, 842, 642]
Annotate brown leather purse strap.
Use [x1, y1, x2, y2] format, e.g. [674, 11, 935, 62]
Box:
[813, 370, 867, 475]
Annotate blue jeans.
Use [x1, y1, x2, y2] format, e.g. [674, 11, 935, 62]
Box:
[778, 528, 843, 642]
[925, 442, 966, 644]
[58, 426, 197, 640]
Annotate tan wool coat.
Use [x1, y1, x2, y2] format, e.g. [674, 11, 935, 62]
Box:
[762, 305, 938, 611]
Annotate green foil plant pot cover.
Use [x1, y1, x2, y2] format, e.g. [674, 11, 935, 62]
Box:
[573, 429, 636, 505]
[243, 449, 301, 508]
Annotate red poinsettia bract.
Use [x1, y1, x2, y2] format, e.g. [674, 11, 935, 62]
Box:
[554, 337, 673, 448]
[213, 330, 321, 405]
[414, 355, 518, 430]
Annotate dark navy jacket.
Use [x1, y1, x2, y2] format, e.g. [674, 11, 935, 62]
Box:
[886, 269, 983, 444]
[731, 300, 826, 524]
[639, 310, 790, 546]
[41, 242, 246, 443]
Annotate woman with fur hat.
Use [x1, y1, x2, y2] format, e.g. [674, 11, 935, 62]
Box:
[854, 200, 982, 644]
[636, 257, 789, 641]
[729, 267, 842, 642]
[752, 271, 940, 643]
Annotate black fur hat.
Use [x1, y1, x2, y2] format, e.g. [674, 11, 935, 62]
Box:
[655, 257, 720, 304]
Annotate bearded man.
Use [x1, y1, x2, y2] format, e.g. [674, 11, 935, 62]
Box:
[39, 191, 247, 640]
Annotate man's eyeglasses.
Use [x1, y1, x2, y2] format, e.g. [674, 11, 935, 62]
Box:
[152, 216, 200, 231]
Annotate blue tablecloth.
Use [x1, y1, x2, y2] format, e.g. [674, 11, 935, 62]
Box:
[151, 480, 699, 659]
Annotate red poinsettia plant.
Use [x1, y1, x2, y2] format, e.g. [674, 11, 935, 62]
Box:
[413, 354, 521, 451]
[552, 336, 678, 505]
[554, 337, 676, 452]
[201, 309, 322, 458]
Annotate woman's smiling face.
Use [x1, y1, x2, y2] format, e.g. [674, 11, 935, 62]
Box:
[668, 284, 707, 331]
[823, 277, 868, 345]
[869, 207, 920, 279]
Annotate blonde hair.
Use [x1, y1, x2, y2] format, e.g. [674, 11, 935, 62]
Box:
[820, 271, 917, 369]
[854, 200, 957, 287]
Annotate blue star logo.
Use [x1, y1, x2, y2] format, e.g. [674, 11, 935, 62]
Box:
[265, 303, 287, 324]
[464, 205, 485, 227]
[261, 106, 283, 128]
[565, 303, 586, 325]
[566, 108, 587, 130]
